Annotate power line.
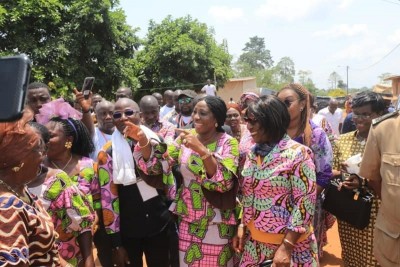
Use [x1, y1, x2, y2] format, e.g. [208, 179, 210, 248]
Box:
[352, 42, 400, 71]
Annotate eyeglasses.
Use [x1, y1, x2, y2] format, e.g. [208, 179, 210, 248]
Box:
[226, 113, 240, 119]
[178, 98, 192, 104]
[243, 115, 258, 124]
[112, 109, 139, 119]
[352, 113, 373, 120]
[283, 99, 300, 108]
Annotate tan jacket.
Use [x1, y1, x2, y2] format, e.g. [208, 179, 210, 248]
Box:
[360, 112, 400, 265]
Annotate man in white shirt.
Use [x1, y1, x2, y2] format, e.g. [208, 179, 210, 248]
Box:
[90, 100, 115, 159]
[160, 90, 175, 119]
[317, 98, 343, 136]
[201, 79, 217, 96]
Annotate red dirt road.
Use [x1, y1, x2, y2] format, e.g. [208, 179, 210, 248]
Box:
[95, 222, 344, 266]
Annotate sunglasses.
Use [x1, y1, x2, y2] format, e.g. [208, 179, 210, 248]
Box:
[178, 98, 192, 104]
[243, 115, 257, 124]
[283, 99, 300, 108]
[113, 109, 139, 119]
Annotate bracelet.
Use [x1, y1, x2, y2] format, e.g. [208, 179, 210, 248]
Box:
[137, 139, 150, 148]
[200, 150, 212, 160]
[283, 238, 295, 248]
[237, 223, 245, 239]
[113, 246, 120, 251]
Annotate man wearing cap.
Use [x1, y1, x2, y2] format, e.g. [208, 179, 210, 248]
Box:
[174, 90, 197, 129]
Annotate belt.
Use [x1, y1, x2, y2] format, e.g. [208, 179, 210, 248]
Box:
[247, 220, 313, 245]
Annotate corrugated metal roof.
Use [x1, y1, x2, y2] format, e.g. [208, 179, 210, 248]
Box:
[228, 77, 256, 82]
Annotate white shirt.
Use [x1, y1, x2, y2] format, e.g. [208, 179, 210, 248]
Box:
[201, 84, 217, 96]
[318, 107, 343, 136]
[160, 105, 175, 119]
[90, 127, 112, 160]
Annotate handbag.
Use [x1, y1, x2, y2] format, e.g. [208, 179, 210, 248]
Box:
[322, 175, 374, 230]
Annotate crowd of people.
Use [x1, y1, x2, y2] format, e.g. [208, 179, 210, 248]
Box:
[0, 78, 398, 267]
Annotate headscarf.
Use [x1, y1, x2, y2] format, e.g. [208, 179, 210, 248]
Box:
[227, 103, 241, 113]
[239, 92, 260, 110]
[0, 110, 39, 170]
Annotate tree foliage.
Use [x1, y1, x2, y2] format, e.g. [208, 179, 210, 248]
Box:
[237, 36, 273, 71]
[0, 0, 140, 98]
[135, 15, 233, 94]
[274, 57, 295, 84]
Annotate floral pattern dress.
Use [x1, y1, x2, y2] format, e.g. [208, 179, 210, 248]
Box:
[28, 170, 95, 266]
[134, 131, 239, 267]
[240, 135, 318, 266]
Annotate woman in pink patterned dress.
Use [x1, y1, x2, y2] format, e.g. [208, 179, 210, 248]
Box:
[133, 96, 240, 267]
[233, 95, 318, 266]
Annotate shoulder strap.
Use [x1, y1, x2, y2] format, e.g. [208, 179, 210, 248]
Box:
[372, 110, 399, 126]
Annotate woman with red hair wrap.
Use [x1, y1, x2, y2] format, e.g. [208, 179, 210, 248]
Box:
[0, 111, 59, 266]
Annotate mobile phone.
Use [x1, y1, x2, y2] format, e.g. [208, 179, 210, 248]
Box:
[82, 77, 95, 99]
[341, 172, 351, 181]
[0, 54, 31, 122]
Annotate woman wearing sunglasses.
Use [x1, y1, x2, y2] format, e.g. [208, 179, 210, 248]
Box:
[233, 95, 318, 266]
[277, 83, 333, 260]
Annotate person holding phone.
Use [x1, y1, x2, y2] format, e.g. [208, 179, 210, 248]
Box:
[332, 91, 386, 267]
[131, 95, 239, 267]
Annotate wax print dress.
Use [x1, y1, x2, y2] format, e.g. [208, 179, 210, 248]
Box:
[333, 131, 380, 267]
[240, 135, 318, 266]
[293, 120, 333, 257]
[70, 157, 101, 210]
[0, 191, 60, 266]
[135, 132, 239, 267]
[29, 170, 95, 266]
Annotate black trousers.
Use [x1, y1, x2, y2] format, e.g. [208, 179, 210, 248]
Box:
[93, 224, 114, 267]
[122, 226, 170, 267]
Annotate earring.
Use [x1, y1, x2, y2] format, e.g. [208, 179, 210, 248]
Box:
[215, 122, 218, 128]
[12, 162, 24, 172]
[65, 141, 72, 149]
[300, 108, 303, 111]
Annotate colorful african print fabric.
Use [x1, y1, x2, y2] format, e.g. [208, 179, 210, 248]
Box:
[293, 120, 333, 257]
[135, 131, 239, 267]
[333, 131, 380, 267]
[0, 191, 60, 266]
[148, 119, 176, 144]
[241, 135, 318, 266]
[70, 157, 101, 210]
[28, 170, 95, 266]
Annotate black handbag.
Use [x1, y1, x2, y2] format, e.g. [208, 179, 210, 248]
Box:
[322, 175, 374, 230]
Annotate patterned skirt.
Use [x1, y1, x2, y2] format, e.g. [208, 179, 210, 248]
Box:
[178, 220, 235, 267]
[337, 198, 380, 267]
[239, 233, 319, 267]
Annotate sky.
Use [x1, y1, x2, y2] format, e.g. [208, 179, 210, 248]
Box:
[119, 0, 400, 90]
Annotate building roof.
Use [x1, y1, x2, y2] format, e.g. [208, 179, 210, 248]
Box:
[228, 77, 256, 82]
[383, 75, 400, 81]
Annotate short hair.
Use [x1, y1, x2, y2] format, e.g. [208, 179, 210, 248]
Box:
[28, 82, 50, 91]
[247, 95, 290, 143]
[196, 96, 227, 132]
[28, 121, 50, 144]
[50, 117, 94, 157]
[351, 91, 386, 114]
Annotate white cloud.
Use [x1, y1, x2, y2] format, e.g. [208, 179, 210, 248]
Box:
[254, 0, 354, 21]
[388, 29, 400, 43]
[313, 24, 368, 39]
[208, 6, 244, 22]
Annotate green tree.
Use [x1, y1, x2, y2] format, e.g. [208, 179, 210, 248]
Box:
[328, 72, 341, 89]
[135, 15, 233, 94]
[274, 57, 295, 84]
[328, 88, 347, 97]
[237, 36, 273, 72]
[378, 72, 392, 84]
[337, 80, 347, 89]
[0, 0, 139, 98]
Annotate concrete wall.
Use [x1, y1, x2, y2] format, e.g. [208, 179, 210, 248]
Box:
[218, 78, 257, 103]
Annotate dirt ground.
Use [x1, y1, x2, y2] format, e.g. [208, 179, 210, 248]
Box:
[94, 222, 344, 266]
